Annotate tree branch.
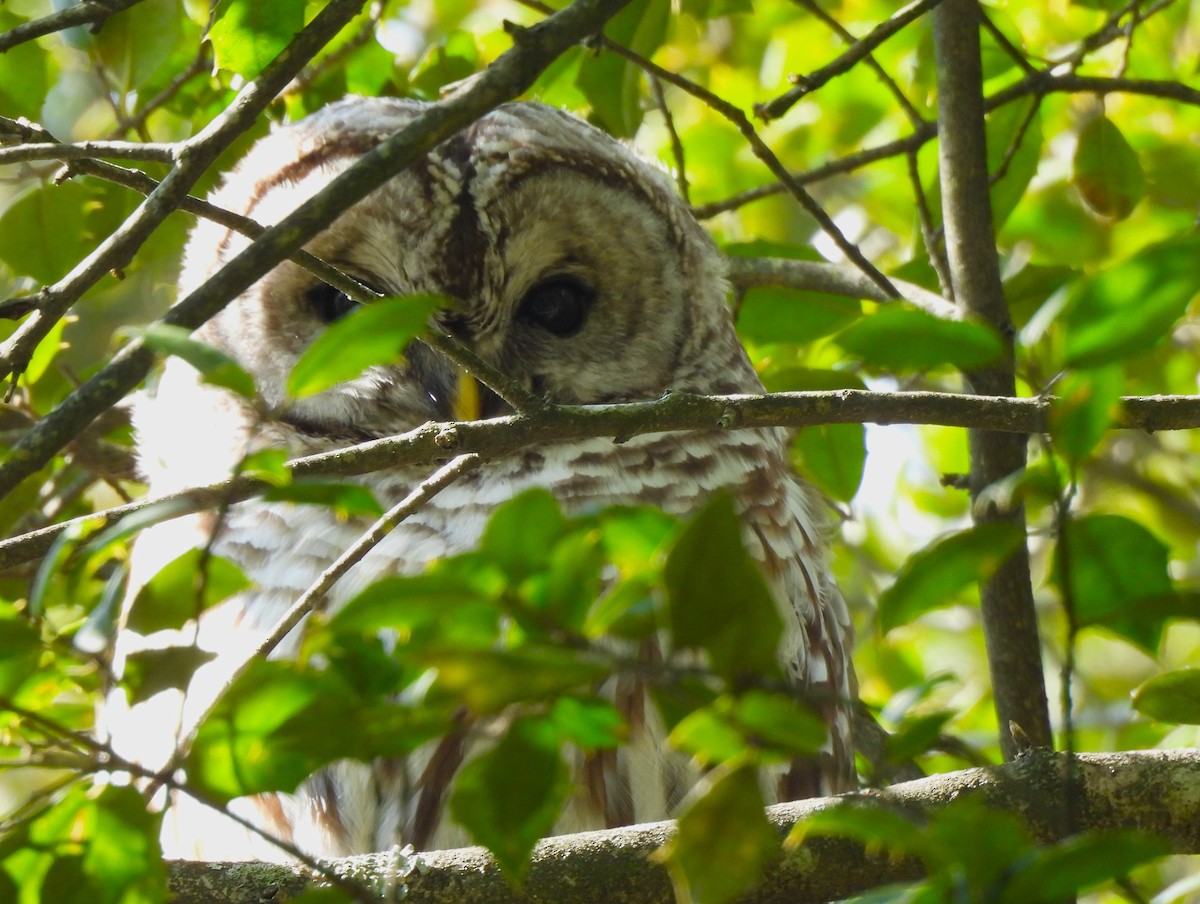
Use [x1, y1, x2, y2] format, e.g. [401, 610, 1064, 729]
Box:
[164, 749, 1200, 904]
[933, 0, 1051, 757]
[0, 0, 635, 501]
[4, 389, 1200, 571]
[0, 0, 150, 53]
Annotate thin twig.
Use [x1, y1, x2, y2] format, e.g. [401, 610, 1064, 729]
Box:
[514, 0, 899, 299]
[0, 0, 151, 53]
[647, 74, 690, 202]
[756, 0, 945, 121]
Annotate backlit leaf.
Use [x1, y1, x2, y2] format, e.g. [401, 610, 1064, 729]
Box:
[209, 0, 305, 78]
[836, 307, 1005, 372]
[1073, 115, 1145, 220]
[1132, 669, 1200, 724]
[126, 549, 251, 634]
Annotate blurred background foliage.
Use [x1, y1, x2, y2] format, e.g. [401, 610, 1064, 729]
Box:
[1, 0, 1200, 901]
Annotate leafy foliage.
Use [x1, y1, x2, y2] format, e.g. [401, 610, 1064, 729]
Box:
[1, 0, 1199, 902]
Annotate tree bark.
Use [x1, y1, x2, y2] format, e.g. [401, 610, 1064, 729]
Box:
[167, 749, 1200, 903]
[932, 0, 1052, 758]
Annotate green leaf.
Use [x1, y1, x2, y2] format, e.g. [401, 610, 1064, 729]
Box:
[987, 97, 1043, 229]
[1054, 514, 1174, 651]
[329, 571, 500, 641]
[879, 523, 1025, 632]
[122, 646, 217, 705]
[884, 711, 953, 763]
[126, 549, 251, 634]
[576, 0, 669, 137]
[209, 0, 306, 78]
[0, 182, 106, 284]
[1132, 669, 1200, 724]
[548, 697, 624, 749]
[134, 323, 256, 399]
[0, 12, 50, 119]
[788, 800, 926, 856]
[409, 31, 478, 98]
[737, 287, 863, 347]
[479, 489, 568, 583]
[664, 492, 783, 681]
[765, 368, 867, 501]
[450, 718, 570, 879]
[423, 647, 608, 713]
[835, 307, 1005, 372]
[660, 761, 779, 904]
[263, 482, 384, 519]
[1062, 235, 1200, 368]
[1000, 830, 1168, 903]
[1073, 115, 1145, 220]
[1048, 367, 1123, 467]
[94, 0, 182, 90]
[188, 660, 441, 800]
[83, 786, 167, 901]
[239, 448, 291, 486]
[286, 294, 441, 398]
[0, 613, 43, 696]
[671, 692, 825, 766]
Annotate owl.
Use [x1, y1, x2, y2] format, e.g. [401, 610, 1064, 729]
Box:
[107, 96, 856, 862]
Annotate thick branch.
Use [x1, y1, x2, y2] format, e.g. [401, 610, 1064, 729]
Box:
[4, 389, 1200, 571]
[166, 749, 1200, 904]
[0, 0, 633, 501]
[933, 0, 1051, 759]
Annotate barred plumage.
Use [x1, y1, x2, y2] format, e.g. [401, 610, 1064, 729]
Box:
[108, 97, 855, 861]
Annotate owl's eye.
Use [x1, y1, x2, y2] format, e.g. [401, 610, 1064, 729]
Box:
[516, 277, 594, 337]
[306, 283, 359, 323]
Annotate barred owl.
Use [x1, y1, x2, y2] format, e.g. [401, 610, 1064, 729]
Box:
[109, 96, 856, 861]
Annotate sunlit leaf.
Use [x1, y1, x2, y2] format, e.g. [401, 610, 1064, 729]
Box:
[0, 612, 43, 696]
[1048, 366, 1124, 467]
[0, 12, 50, 119]
[1062, 236, 1200, 368]
[1132, 669, 1200, 724]
[659, 761, 778, 904]
[134, 323, 256, 399]
[424, 647, 608, 713]
[879, 523, 1025, 632]
[479, 489, 567, 583]
[836, 307, 1005, 371]
[209, 0, 305, 78]
[450, 718, 570, 879]
[577, 0, 669, 136]
[287, 294, 442, 398]
[263, 481, 383, 519]
[126, 549, 251, 634]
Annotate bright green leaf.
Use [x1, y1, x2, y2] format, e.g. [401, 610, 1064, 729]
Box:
[0, 614, 43, 696]
[263, 482, 383, 519]
[577, 0, 669, 137]
[1048, 367, 1124, 467]
[1132, 669, 1200, 724]
[1001, 830, 1168, 903]
[836, 307, 1005, 372]
[737, 288, 863, 347]
[480, 489, 567, 582]
[134, 323, 256, 399]
[1073, 115, 1145, 220]
[450, 718, 569, 879]
[1063, 236, 1200, 368]
[286, 294, 441, 398]
[879, 523, 1025, 632]
[126, 549, 251, 634]
[660, 761, 778, 904]
[0, 12, 50, 119]
[209, 0, 306, 78]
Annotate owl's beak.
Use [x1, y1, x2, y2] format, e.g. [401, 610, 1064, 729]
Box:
[453, 370, 482, 421]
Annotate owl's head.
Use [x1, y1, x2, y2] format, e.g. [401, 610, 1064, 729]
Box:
[178, 97, 756, 440]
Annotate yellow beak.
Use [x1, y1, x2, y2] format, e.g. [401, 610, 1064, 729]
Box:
[453, 371, 482, 421]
